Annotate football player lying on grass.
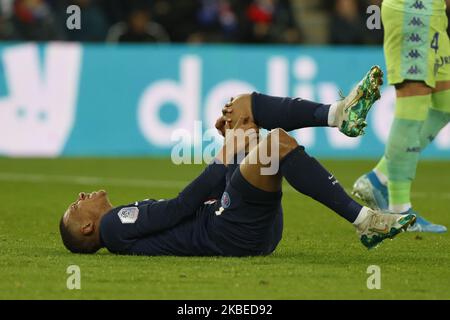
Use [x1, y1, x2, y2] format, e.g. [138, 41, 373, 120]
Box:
[59, 66, 416, 256]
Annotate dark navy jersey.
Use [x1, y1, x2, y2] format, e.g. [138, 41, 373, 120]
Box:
[98, 162, 283, 257]
[99, 199, 224, 256]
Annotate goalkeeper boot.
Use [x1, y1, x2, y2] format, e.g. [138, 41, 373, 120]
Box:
[352, 171, 388, 211]
[403, 208, 447, 233]
[335, 65, 383, 137]
[356, 209, 416, 249]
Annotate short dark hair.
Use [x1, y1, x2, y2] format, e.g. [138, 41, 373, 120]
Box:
[59, 217, 99, 254]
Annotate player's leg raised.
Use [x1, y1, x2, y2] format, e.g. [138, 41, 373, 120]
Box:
[240, 129, 415, 249]
[223, 67, 383, 138]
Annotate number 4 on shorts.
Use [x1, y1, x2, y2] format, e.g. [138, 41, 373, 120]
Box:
[431, 32, 440, 53]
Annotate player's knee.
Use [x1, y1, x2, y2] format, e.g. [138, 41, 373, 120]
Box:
[394, 82, 432, 121]
[433, 80, 450, 93]
[269, 128, 298, 157]
[232, 93, 252, 107]
[396, 81, 432, 97]
[432, 84, 450, 113]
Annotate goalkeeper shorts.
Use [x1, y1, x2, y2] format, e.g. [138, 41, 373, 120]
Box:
[382, 2, 450, 87]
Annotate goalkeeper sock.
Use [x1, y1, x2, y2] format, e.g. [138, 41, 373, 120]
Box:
[373, 91, 450, 189]
[386, 94, 430, 213]
[420, 89, 450, 149]
[251, 92, 330, 131]
[280, 145, 363, 222]
[373, 157, 388, 186]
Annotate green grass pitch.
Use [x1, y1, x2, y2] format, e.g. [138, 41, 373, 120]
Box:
[0, 158, 449, 300]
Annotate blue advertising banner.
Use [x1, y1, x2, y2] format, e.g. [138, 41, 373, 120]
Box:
[0, 43, 449, 158]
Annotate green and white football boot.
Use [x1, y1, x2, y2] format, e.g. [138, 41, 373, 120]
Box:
[335, 65, 384, 137]
[356, 209, 416, 249]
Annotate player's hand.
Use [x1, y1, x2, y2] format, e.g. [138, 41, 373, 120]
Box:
[217, 116, 259, 165]
[215, 115, 230, 137]
[214, 102, 233, 137]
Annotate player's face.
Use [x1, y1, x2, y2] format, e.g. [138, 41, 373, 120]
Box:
[63, 190, 112, 230]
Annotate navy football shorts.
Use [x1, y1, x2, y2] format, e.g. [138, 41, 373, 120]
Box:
[209, 168, 284, 256]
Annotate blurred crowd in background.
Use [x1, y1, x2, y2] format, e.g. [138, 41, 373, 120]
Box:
[0, 0, 449, 45]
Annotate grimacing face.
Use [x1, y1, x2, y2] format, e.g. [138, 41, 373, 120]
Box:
[63, 190, 113, 237]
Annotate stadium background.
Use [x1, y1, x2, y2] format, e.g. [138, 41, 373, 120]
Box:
[1, 0, 449, 158]
[1, 0, 450, 300]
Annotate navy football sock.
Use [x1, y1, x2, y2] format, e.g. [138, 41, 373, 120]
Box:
[251, 92, 330, 131]
[280, 146, 361, 223]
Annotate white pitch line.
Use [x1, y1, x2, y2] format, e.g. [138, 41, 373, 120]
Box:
[0, 172, 449, 199]
[0, 172, 187, 189]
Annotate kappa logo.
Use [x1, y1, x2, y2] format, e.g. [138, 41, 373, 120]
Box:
[410, 0, 426, 10]
[407, 49, 422, 59]
[221, 192, 231, 209]
[407, 33, 422, 42]
[408, 17, 424, 26]
[407, 65, 421, 74]
[118, 207, 139, 224]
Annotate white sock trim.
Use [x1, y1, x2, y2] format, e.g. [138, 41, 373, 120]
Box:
[373, 169, 388, 186]
[328, 102, 338, 127]
[389, 203, 411, 214]
[353, 206, 371, 226]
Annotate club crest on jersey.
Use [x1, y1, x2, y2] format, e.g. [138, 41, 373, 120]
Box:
[221, 192, 231, 209]
[118, 207, 139, 224]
